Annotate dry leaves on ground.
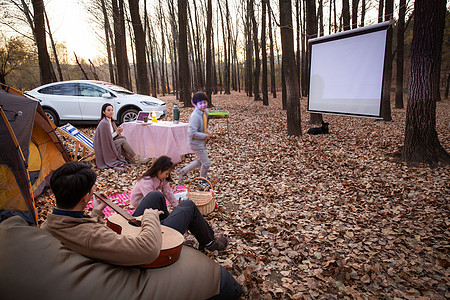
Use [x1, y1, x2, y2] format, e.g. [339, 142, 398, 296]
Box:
[36, 92, 450, 299]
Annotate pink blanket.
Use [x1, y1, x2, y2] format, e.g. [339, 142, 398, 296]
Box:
[87, 186, 188, 218]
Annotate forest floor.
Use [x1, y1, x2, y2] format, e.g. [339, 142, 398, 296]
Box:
[36, 92, 449, 299]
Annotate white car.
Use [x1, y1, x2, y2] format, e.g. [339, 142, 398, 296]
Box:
[25, 80, 167, 125]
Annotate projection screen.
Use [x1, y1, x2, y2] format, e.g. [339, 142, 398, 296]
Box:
[307, 22, 390, 118]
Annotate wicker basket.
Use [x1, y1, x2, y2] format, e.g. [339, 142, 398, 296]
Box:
[187, 177, 215, 215]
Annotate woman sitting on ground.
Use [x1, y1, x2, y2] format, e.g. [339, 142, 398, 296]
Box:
[93, 103, 148, 169]
[131, 155, 227, 251]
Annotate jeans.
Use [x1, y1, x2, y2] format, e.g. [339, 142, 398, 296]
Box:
[133, 191, 214, 246]
[180, 148, 211, 178]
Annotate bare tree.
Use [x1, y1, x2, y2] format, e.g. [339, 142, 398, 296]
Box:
[178, 0, 191, 106]
[378, 0, 384, 23]
[0, 36, 33, 84]
[112, 0, 131, 89]
[261, 0, 269, 106]
[251, 0, 261, 100]
[74, 52, 89, 80]
[280, 0, 301, 136]
[360, 0, 366, 27]
[100, 0, 115, 84]
[267, 0, 276, 98]
[395, 0, 406, 109]
[381, 0, 393, 121]
[129, 0, 150, 95]
[318, 0, 324, 36]
[306, 0, 322, 124]
[402, 0, 449, 165]
[342, 0, 351, 31]
[351, 0, 359, 29]
[205, 0, 213, 106]
[245, 0, 253, 97]
[31, 0, 54, 84]
[44, 10, 62, 81]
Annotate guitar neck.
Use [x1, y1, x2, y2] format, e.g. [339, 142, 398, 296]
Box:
[93, 192, 137, 224]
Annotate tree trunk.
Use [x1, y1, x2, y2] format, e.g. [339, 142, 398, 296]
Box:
[395, 0, 406, 109]
[342, 0, 350, 31]
[88, 59, 99, 80]
[268, 0, 276, 98]
[218, 0, 229, 95]
[167, 0, 178, 98]
[360, 0, 366, 27]
[44, 10, 62, 81]
[318, 0, 324, 36]
[129, 0, 150, 95]
[100, 0, 115, 84]
[178, 0, 191, 106]
[280, 0, 301, 136]
[306, 0, 322, 124]
[402, 0, 449, 165]
[159, 1, 167, 96]
[112, 0, 131, 89]
[147, 20, 158, 97]
[245, 0, 253, 97]
[261, 0, 268, 106]
[445, 73, 449, 99]
[251, 0, 261, 101]
[381, 0, 393, 121]
[31, 0, 54, 84]
[206, 0, 213, 105]
[74, 52, 89, 80]
[296, 0, 301, 91]
[351, 0, 359, 29]
[301, 1, 307, 96]
[378, 0, 384, 23]
[225, 0, 232, 95]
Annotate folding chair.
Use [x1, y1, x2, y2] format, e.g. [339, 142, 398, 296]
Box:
[58, 123, 95, 161]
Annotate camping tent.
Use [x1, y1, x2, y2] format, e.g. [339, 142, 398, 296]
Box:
[0, 86, 71, 226]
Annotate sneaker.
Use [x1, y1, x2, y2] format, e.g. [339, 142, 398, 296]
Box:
[205, 236, 228, 251]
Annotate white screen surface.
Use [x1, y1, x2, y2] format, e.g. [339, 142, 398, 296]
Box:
[308, 24, 388, 118]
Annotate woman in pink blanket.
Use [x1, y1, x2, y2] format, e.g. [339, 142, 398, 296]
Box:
[93, 103, 148, 169]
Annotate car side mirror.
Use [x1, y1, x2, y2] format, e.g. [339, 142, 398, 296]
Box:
[102, 93, 112, 98]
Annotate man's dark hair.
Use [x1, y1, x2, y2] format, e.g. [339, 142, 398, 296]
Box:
[192, 92, 207, 104]
[50, 162, 97, 209]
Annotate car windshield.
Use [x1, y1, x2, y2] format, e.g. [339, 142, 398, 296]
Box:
[98, 82, 134, 96]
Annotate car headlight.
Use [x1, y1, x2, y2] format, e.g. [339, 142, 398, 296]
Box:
[140, 101, 158, 106]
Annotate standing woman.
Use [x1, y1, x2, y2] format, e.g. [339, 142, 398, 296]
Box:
[93, 103, 148, 169]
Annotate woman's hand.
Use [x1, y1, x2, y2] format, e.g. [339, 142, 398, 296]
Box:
[116, 126, 124, 134]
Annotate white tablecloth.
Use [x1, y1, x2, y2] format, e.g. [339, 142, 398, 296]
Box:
[121, 121, 192, 163]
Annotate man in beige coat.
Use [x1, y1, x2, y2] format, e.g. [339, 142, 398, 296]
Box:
[41, 161, 241, 299]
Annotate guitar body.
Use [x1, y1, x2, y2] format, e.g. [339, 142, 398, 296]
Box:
[107, 214, 184, 268]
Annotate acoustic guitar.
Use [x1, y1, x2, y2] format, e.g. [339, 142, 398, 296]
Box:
[94, 192, 184, 268]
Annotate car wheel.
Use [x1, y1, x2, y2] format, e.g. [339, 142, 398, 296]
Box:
[120, 108, 139, 123]
[44, 109, 59, 126]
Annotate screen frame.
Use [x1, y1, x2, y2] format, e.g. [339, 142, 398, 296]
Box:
[307, 21, 391, 119]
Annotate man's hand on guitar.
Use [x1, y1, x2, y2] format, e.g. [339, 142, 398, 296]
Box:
[143, 208, 164, 219]
[93, 193, 108, 211]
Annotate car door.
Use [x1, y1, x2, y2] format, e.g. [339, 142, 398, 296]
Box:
[78, 83, 115, 121]
[38, 83, 81, 120]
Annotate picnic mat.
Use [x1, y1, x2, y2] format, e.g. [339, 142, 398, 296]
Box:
[86, 185, 188, 219]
